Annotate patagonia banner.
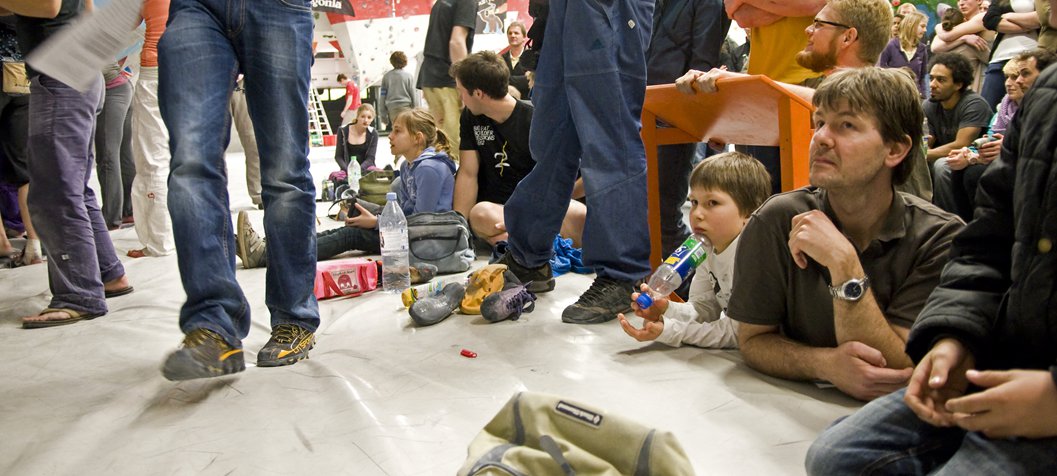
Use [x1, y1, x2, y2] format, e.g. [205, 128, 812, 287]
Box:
[312, 0, 355, 16]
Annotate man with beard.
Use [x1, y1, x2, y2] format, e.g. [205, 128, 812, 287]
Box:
[923, 53, 993, 163]
[679, 0, 892, 104]
[724, 67, 964, 401]
[677, 0, 899, 195]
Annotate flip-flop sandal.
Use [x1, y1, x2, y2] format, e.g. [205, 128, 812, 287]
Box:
[105, 286, 135, 298]
[22, 308, 104, 329]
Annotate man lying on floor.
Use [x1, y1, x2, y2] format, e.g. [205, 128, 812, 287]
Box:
[725, 67, 964, 401]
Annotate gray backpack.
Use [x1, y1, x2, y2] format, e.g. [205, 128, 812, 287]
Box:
[407, 211, 475, 274]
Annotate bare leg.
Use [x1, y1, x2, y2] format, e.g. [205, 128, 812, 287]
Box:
[560, 199, 586, 248]
[469, 201, 508, 246]
[17, 184, 41, 265]
[0, 210, 14, 257]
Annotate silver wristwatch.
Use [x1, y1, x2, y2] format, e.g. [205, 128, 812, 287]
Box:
[829, 277, 870, 302]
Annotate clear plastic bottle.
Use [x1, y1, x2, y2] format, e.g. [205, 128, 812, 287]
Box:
[347, 155, 362, 195]
[921, 117, 930, 159]
[635, 234, 713, 309]
[379, 192, 410, 293]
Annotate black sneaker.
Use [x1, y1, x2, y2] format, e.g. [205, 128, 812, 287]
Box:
[162, 328, 246, 381]
[561, 276, 635, 324]
[257, 324, 315, 367]
[492, 250, 555, 293]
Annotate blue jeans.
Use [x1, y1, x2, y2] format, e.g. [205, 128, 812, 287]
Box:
[159, 0, 319, 347]
[317, 227, 380, 260]
[980, 61, 1008, 111]
[931, 159, 986, 222]
[806, 389, 1057, 475]
[505, 0, 654, 282]
[27, 74, 124, 315]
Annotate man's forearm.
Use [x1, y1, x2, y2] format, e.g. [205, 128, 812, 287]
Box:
[740, 332, 830, 382]
[0, 0, 61, 17]
[829, 259, 913, 368]
[741, 0, 824, 17]
[452, 174, 477, 219]
[731, 4, 783, 28]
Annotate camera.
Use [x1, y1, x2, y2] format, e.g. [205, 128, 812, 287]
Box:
[971, 136, 993, 150]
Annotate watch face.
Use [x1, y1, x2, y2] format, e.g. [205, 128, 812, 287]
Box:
[844, 282, 864, 300]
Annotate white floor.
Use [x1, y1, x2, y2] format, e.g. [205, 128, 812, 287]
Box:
[0, 145, 862, 475]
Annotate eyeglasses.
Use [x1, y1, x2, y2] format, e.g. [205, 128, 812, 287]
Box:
[811, 18, 852, 30]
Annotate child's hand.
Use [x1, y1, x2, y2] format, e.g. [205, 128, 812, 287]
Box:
[618, 313, 664, 342]
[345, 203, 377, 229]
[631, 283, 667, 321]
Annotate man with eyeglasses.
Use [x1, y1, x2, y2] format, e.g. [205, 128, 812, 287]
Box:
[681, 0, 893, 102]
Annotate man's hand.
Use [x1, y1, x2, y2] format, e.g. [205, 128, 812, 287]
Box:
[345, 203, 377, 229]
[788, 210, 857, 272]
[976, 134, 1003, 164]
[904, 338, 975, 427]
[617, 284, 668, 342]
[674, 67, 735, 95]
[945, 149, 972, 171]
[820, 341, 913, 401]
[945, 369, 1057, 439]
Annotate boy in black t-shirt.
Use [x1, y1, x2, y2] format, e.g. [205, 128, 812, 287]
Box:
[451, 51, 585, 248]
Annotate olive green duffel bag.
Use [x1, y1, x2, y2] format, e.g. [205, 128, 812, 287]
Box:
[459, 392, 695, 476]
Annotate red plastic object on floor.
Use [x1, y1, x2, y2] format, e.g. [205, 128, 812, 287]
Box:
[460, 349, 477, 358]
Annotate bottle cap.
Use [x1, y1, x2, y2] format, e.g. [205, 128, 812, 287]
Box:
[386, 192, 397, 201]
[635, 293, 654, 309]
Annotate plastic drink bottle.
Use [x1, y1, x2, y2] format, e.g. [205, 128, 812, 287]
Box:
[635, 234, 713, 309]
[379, 192, 410, 293]
[348, 156, 362, 195]
[401, 281, 444, 308]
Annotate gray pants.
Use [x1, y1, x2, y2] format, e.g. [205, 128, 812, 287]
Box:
[27, 74, 124, 314]
[94, 80, 134, 227]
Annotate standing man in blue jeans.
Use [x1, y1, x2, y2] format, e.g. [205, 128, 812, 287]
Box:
[2, 0, 134, 329]
[158, 0, 319, 380]
[494, 0, 655, 324]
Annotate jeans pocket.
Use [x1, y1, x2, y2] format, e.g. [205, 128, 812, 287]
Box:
[273, 0, 312, 12]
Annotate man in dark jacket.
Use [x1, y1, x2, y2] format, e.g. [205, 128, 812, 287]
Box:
[647, 0, 729, 257]
[805, 63, 1057, 475]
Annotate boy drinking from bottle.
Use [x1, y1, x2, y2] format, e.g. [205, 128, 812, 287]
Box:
[618, 152, 770, 348]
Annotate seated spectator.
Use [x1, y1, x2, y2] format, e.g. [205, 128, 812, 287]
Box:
[726, 67, 964, 401]
[237, 109, 456, 267]
[334, 104, 379, 175]
[501, 21, 533, 100]
[879, 11, 930, 97]
[805, 52, 1057, 476]
[935, 49, 1056, 220]
[925, 52, 993, 164]
[450, 51, 585, 248]
[931, 0, 993, 92]
[618, 152, 770, 349]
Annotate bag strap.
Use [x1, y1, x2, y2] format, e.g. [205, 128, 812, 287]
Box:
[321, 269, 366, 298]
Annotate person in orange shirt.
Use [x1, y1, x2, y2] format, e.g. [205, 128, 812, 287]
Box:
[127, 0, 174, 258]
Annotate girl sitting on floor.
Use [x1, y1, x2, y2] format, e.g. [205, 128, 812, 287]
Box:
[236, 108, 456, 267]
